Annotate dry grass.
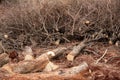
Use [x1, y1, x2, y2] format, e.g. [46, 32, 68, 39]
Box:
[0, 0, 120, 50]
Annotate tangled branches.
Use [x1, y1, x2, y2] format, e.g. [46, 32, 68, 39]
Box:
[0, 0, 120, 51]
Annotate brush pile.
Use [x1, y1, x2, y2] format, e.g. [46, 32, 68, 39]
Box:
[0, 0, 120, 51]
[0, 0, 120, 80]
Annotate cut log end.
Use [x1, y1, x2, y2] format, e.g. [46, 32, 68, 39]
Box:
[67, 41, 86, 61]
[67, 54, 75, 61]
[47, 51, 55, 57]
[44, 61, 59, 72]
[24, 55, 34, 60]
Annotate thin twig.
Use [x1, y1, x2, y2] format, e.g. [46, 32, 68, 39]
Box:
[95, 49, 108, 64]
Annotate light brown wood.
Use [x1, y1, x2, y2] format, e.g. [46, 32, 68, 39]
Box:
[0, 53, 9, 67]
[24, 54, 34, 60]
[43, 62, 88, 77]
[36, 62, 88, 76]
[44, 61, 59, 72]
[64, 62, 88, 75]
[36, 47, 67, 60]
[2, 57, 49, 74]
[67, 42, 86, 61]
[1, 62, 88, 80]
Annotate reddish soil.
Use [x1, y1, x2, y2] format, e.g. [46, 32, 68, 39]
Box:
[0, 42, 120, 80]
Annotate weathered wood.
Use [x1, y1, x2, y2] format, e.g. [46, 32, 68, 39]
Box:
[44, 61, 59, 72]
[2, 57, 49, 74]
[0, 53, 9, 67]
[24, 55, 34, 60]
[1, 46, 87, 74]
[1, 62, 88, 80]
[63, 62, 88, 76]
[36, 47, 67, 60]
[67, 41, 86, 61]
[43, 62, 88, 76]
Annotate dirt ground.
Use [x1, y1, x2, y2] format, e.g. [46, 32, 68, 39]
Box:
[0, 42, 120, 80]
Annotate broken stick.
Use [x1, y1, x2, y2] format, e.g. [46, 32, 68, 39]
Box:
[67, 41, 86, 61]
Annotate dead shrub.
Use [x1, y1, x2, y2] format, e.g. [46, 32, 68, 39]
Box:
[0, 0, 120, 50]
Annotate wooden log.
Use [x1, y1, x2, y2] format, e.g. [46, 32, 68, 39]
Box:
[42, 62, 88, 77]
[1, 62, 88, 80]
[44, 61, 59, 72]
[36, 47, 67, 60]
[2, 57, 49, 74]
[0, 53, 9, 67]
[63, 62, 88, 76]
[35, 47, 67, 72]
[1, 47, 64, 74]
[42, 62, 88, 79]
[67, 41, 86, 61]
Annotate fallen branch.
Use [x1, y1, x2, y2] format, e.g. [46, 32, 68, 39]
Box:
[60, 62, 89, 76]
[67, 41, 86, 61]
[36, 47, 67, 60]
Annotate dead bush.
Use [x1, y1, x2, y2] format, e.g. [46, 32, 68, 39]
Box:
[0, 0, 120, 50]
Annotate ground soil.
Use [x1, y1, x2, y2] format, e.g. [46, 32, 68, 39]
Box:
[0, 42, 120, 80]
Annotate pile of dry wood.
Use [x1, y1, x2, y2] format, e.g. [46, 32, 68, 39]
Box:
[0, 41, 89, 78]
